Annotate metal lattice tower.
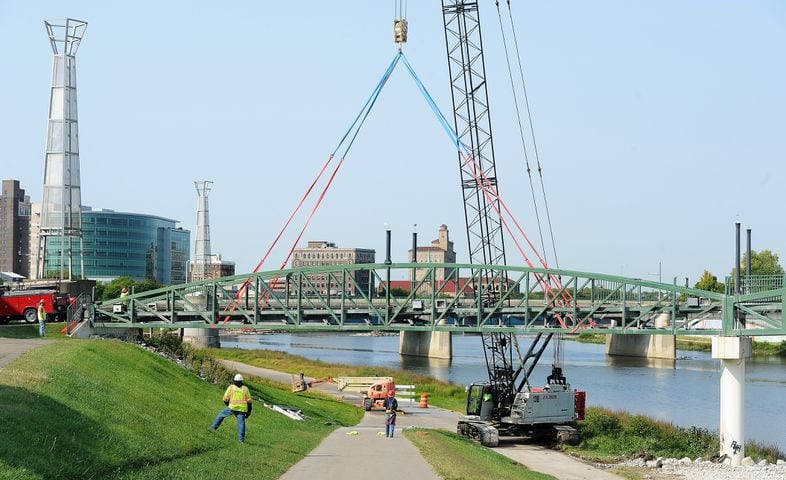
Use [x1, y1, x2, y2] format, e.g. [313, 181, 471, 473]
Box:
[442, 1, 507, 281]
[193, 181, 213, 281]
[37, 18, 88, 280]
[442, 0, 514, 404]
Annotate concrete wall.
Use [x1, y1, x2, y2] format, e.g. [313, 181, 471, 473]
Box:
[399, 330, 452, 359]
[70, 321, 141, 340]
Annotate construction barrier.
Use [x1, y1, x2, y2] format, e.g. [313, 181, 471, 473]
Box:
[420, 393, 428, 408]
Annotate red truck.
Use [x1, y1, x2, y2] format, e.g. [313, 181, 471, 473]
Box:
[0, 289, 69, 324]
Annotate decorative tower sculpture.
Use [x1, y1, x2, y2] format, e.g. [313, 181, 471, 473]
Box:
[193, 181, 213, 281]
[37, 19, 87, 280]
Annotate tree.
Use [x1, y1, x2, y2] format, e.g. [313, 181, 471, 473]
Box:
[694, 270, 725, 293]
[734, 249, 784, 277]
[100, 276, 163, 301]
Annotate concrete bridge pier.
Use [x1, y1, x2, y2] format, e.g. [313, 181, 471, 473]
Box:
[399, 323, 452, 359]
[605, 313, 676, 359]
[712, 336, 751, 466]
[182, 294, 220, 349]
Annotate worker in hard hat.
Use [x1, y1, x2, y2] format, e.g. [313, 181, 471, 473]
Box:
[211, 373, 253, 442]
[383, 390, 400, 438]
[120, 287, 129, 310]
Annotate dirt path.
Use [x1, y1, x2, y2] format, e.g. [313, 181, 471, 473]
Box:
[0, 338, 53, 369]
[221, 359, 622, 480]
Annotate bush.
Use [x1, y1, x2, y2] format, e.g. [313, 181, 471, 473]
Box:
[580, 408, 622, 437]
[145, 335, 232, 386]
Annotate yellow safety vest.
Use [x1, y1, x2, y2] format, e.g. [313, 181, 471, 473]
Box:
[223, 384, 251, 413]
[37, 306, 47, 322]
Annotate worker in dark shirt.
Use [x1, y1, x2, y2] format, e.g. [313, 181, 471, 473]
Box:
[383, 390, 400, 438]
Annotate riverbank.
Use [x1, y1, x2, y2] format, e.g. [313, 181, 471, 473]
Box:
[0, 334, 567, 479]
[572, 333, 786, 356]
[210, 345, 785, 467]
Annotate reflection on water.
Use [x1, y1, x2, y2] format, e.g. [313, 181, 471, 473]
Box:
[221, 332, 786, 450]
[605, 355, 676, 370]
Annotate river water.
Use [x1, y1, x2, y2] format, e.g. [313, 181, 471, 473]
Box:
[220, 332, 786, 451]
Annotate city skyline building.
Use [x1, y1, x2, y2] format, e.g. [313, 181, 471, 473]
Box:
[192, 181, 212, 282]
[37, 18, 88, 280]
[291, 241, 375, 296]
[35, 206, 190, 284]
[0, 180, 32, 277]
[408, 224, 457, 282]
[188, 253, 235, 282]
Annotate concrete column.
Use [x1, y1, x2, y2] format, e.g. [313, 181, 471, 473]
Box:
[712, 336, 751, 466]
[605, 314, 675, 359]
[399, 322, 452, 359]
[182, 293, 220, 348]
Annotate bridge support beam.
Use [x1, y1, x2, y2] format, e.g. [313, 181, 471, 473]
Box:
[712, 336, 751, 466]
[399, 329, 452, 359]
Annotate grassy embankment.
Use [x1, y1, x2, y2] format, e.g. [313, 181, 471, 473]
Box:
[404, 428, 555, 480]
[209, 346, 785, 465]
[0, 332, 547, 479]
[573, 332, 786, 357]
[0, 338, 362, 479]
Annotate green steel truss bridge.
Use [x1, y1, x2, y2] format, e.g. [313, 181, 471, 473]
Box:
[90, 264, 785, 338]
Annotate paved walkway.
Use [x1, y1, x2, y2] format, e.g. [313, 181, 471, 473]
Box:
[222, 359, 621, 480]
[0, 338, 53, 369]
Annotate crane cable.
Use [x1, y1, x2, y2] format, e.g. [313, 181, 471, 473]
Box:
[221, 53, 402, 321]
[494, 0, 548, 266]
[498, 0, 566, 366]
[497, 1, 567, 366]
[504, 0, 560, 269]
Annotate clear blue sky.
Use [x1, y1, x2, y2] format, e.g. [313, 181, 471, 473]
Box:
[1, 1, 784, 284]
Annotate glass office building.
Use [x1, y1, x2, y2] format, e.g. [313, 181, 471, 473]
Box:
[43, 208, 190, 284]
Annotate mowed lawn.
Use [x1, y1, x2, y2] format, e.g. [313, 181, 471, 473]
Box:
[0, 340, 362, 479]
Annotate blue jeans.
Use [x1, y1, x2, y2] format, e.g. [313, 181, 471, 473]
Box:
[212, 407, 246, 442]
[385, 413, 396, 437]
[39, 321, 45, 337]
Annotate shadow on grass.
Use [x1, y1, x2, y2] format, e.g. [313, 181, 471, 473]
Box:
[0, 385, 113, 478]
[0, 384, 230, 479]
[0, 323, 67, 339]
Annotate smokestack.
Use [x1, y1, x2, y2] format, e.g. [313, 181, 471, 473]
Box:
[746, 228, 751, 294]
[735, 222, 741, 295]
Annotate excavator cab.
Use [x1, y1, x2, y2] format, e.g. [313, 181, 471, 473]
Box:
[466, 383, 495, 420]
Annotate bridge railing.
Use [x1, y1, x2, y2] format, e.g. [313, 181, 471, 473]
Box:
[91, 263, 784, 337]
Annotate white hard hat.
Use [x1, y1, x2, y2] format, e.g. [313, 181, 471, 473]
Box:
[234, 374, 244, 382]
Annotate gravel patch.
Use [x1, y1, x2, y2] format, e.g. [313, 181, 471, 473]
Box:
[622, 456, 786, 480]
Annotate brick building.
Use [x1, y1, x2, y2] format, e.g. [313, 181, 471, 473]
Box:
[291, 241, 375, 296]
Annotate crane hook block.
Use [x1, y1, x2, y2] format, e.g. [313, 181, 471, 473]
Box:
[393, 19, 408, 46]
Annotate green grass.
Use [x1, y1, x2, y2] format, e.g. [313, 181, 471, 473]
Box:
[209, 347, 468, 411]
[0, 322, 71, 339]
[404, 428, 555, 480]
[566, 407, 785, 464]
[210, 346, 785, 464]
[572, 333, 606, 344]
[0, 340, 362, 479]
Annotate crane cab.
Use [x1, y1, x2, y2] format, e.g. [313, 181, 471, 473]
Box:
[466, 383, 495, 421]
